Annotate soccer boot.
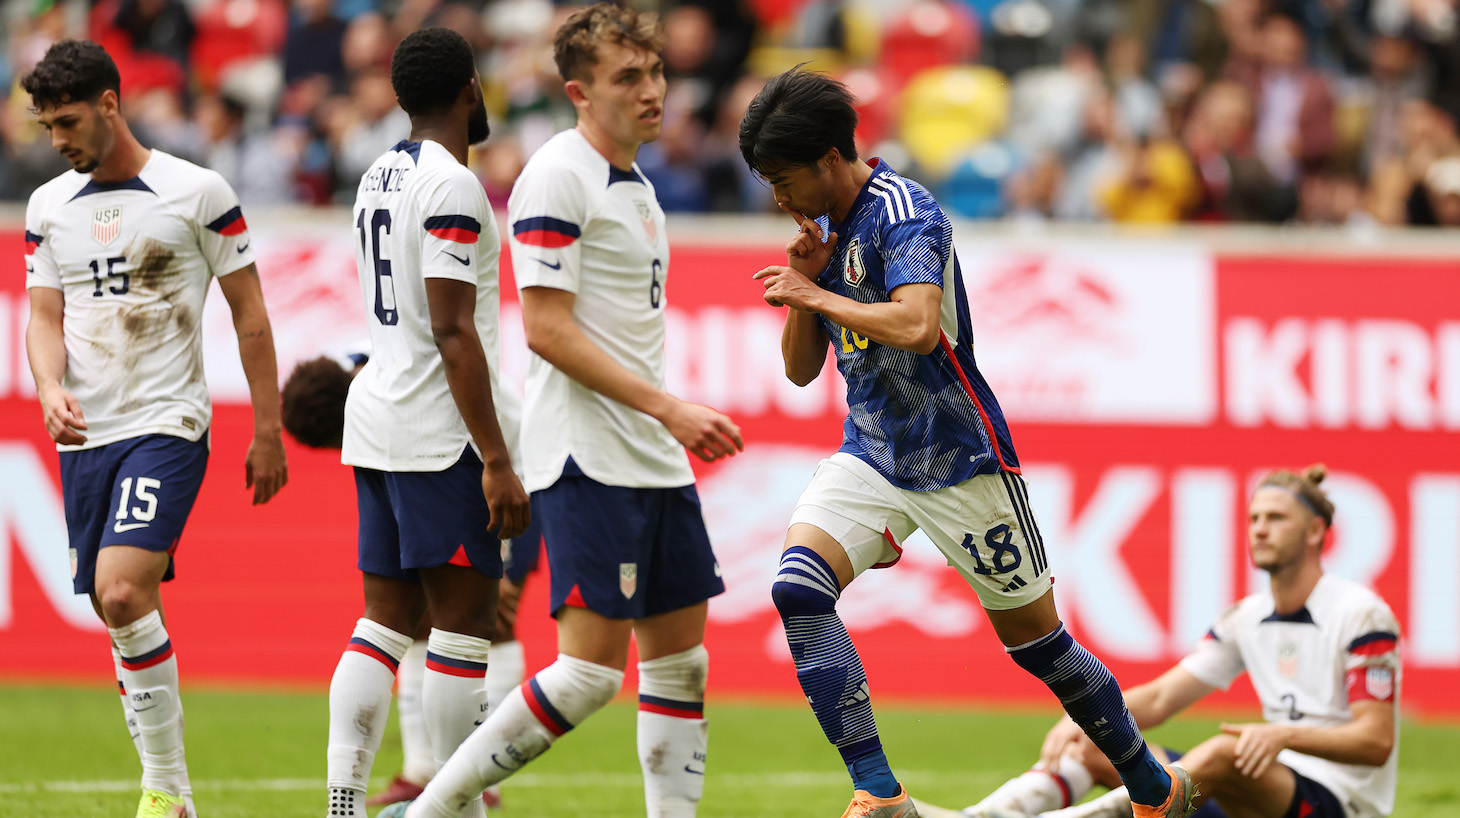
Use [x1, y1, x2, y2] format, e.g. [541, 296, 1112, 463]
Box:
[842, 785, 921, 818]
[136, 788, 188, 818]
[1131, 766, 1197, 818]
[366, 774, 427, 806]
[377, 800, 412, 818]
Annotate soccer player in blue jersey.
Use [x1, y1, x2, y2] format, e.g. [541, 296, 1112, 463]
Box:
[23, 39, 288, 818]
[738, 67, 1196, 818]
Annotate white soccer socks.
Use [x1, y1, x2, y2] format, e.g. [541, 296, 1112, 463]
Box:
[423, 629, 491, 817]
[326, 618, 412, 816]
[110, 610, 187, 797]
[637, 645, 710, 818]
[482, 639, 525, 717]
[406, 654, 624, 818]
[397, 639, 435, 786]
[968, 753, 1095, 816]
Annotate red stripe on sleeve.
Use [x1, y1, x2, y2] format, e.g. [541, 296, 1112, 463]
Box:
[515, 230, 578, 249]
[427, 227, 478, 243]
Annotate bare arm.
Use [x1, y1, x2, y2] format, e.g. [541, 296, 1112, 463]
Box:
[1220, 699, 1395, 777]
[1039, 665, 1217, 771]
[520, 285, 743, 462]
[217, 265, 288, 504]
[425, 276, 529, 539]
[26, 287, 88, 445]
[781, 309, 829, 387]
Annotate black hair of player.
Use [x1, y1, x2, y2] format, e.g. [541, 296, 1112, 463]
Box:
[391, 26, 478, 118]
[281, 357, 354, 449]
[739, 66, 859, 179]
[20, 39, 122, 110]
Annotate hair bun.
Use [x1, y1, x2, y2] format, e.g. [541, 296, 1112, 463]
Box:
[1303, 464, 1328, 485]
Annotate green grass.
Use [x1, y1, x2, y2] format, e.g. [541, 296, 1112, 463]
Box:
[1, 684, 1456, 817]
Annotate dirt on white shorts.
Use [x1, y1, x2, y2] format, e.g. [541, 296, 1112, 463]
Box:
[788, 452, 1053, 611]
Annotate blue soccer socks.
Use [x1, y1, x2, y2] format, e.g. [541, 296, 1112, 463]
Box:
[1007, 623, 1171, 807]
[773, 546, 898, 799]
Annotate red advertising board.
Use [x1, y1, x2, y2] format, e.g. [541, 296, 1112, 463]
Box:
[0, 222, 1456, 717]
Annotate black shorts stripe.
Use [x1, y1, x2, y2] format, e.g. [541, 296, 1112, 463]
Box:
[1000, 472, 1046, 577]
[1014, 475, 1049, 576]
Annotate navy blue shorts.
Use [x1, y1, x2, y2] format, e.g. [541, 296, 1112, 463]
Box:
[355, 446, 501, 580]
[503, 498, 543, 585]
[58, 433, 209, 595]
[534, 459, 724, 619]
[1282, 769, 1344, 818]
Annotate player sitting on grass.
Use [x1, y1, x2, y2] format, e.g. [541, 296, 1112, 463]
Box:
[283, 353, 540, 811]
[914, 465, 1400, 818]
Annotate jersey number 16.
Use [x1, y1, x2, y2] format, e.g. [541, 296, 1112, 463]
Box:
[357, 209, 398, 326]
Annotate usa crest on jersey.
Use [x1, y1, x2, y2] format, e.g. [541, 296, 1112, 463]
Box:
[619, 562, 637, 598]
[634, 199, 657, 243]
[93, 206, 122, 246]
[843, 237, 865, 287]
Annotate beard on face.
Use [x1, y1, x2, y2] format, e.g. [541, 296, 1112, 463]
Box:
[467, 98, 490, 146]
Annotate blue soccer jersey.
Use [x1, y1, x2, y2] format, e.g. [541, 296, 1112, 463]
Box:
[816, 160, 1018, 491]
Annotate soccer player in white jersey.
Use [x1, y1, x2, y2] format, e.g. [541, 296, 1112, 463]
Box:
[916, 465, 1400, 818]
[321, 27, 530, 818]
[382, 6, 742, 818]
[738, 68, 1194, 818]
[21, 39, 289, 818]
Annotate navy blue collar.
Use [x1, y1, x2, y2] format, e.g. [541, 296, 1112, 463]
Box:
[69, 176, 155, 202]
[1262, 606, 1316, 625]
[392, 140, 422, 164]
[608, 164, 644, 186]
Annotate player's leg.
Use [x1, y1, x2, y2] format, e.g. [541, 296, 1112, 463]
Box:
[630, 483, 723, 818]
[1171, 735, 1314, 818]
[368, 616, 434, 807]
[89, 435, 208, 817]
[479, 524, 537, 810]
[910, 470, 1190, 816]
[772, 456, 918, 814]
[326, 467, 423, 818]
[397, 472, 639, 818]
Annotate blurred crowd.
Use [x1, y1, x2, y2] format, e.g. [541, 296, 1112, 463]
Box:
[3, 0, 1460, 227]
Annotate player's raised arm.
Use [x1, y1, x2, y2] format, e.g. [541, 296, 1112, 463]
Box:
[217, 263, 288, 504]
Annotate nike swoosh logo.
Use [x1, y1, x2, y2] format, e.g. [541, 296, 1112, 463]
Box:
[683, 765, 705, 776]
[490, 753, 515, 772]
[114, 522, 149, 533]
[236, 242, 250, 254]
[444, 250, 470, 265]
[534, 257, 562, 270]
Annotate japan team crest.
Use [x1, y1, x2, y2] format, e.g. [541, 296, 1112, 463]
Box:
[93, 206, 122, 246]
[619, 562, 638, 599]
[842, 237, 865, 288]
[634, 200, 657, 243]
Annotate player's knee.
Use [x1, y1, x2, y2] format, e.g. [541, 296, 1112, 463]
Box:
[96, 578, 152, 627]
[638, 644, 709, 701]
[1180, 735, 1240, 787]
[771, 549, 841, 618]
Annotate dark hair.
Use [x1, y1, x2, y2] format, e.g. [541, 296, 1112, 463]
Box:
[1259, 463, 1336, 530]
[553, 2, 666, 84]
[281, 356, 354, 449]
[739, 66, 859, 177]
[391, 27, 476, 117]
[20, 39, 121, 110]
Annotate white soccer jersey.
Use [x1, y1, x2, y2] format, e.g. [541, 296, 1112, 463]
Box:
[1179, 574, 1401, 818]
[342, 139, 510, 472]
[24, 150, 256, 450]
[508, 128, 691, 491]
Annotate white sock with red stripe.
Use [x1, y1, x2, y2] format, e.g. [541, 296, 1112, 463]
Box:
[404, 654, 623, 818]
[398, 639, 435, 786]
[424, 629, 491, 818]
[326, 618, 412, 816]
[637, 645, 709, 818]
[109, 610, 186, 796]
[483, 639, 525, 716]
[967, 752, 1094, 815]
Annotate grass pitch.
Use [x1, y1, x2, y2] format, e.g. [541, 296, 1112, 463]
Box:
[1, 684, 1456, 817]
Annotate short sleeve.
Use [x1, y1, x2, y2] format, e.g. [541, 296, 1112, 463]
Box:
[508, 160, 586, 294]
[195, 171, 254, 277]
[419, 170, 490, 283]
[876, 183, 950, 291]
[1178, 609, 1246, 690]
[24, 192, 60, 291]
[1341, 603, 1401, 705]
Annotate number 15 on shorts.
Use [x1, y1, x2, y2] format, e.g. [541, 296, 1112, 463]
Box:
[115, 477, 161, 533]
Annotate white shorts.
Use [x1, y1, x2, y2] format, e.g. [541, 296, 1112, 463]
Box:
[789, 452, 1053, 610]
